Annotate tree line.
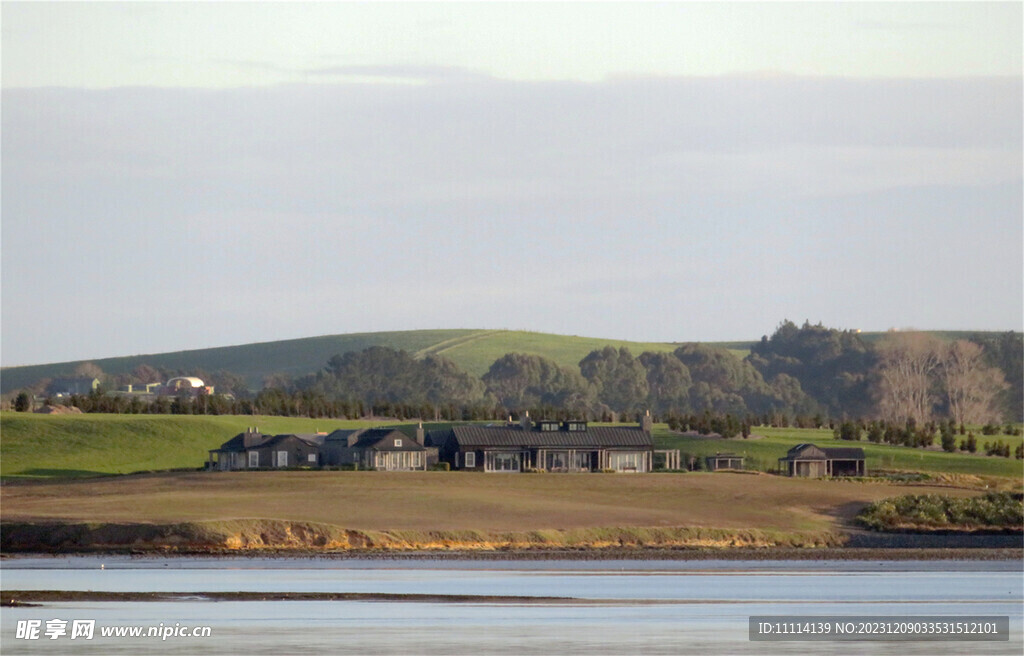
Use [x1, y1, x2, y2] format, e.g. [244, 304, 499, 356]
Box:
[10, 322, 1022, 425]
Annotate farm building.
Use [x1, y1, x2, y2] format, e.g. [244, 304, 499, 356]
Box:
[427, 413, 654, 473]
[778, 443, 866, 477]
[705, 453, 745, 471]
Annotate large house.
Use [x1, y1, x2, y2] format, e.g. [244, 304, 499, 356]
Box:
[321, 427, 430, 471]
[427, 413, 654, 473]
[778, 443, 866, 477]
[208, 428, 326, 470]
[208, 426, 431, 471]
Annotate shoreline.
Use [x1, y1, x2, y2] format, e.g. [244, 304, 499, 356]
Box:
[3, 546, 1021, 561]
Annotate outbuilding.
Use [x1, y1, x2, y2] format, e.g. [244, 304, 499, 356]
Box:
[778, 443, 866, 477]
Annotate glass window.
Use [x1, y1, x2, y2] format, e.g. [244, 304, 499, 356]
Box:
[394, 439, 402, 447]
[308, 453, 317, 463]
[276, 451, 288, 467]
[486, 452, 521, 472]
[465, 452, 476, 468]
[248, 451, 259, 468]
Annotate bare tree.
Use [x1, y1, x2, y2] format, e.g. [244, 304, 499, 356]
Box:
[942, 340, 1007, 425]
[875, 332, 943, 424]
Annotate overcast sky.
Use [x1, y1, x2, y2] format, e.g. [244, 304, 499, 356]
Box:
[2, 2, 1022, 367]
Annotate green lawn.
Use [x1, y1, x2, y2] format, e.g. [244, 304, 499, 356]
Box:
[654, 425, 1024, 479]
[0, 414, 394, 479]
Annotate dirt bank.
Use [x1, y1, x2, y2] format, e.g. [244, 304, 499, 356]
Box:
[2, 519, 1019, 558]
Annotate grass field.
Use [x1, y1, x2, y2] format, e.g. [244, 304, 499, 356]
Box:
[3, 413, 1021, 482]
[0, 414, 396, 478]
[654, 425, 1024, 480]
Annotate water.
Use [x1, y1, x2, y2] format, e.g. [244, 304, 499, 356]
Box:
[1, 557, 1021, 655]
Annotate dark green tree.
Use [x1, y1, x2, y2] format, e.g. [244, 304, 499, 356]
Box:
[638, 351, 691, 415]
[483, 353, 593, 412]
[14, 391, 31, 412]
[579, 347, 649, 414]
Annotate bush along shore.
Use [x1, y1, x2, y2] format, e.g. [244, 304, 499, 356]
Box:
[857, 492, 1024, 532]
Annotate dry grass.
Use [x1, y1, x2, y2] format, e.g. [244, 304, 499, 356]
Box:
[0, 471, 981, 536]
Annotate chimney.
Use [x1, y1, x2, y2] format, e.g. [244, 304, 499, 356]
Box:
[640, 410, 653, 434]
[243, 426, 261, 448]
[520, 411, 533, 432]
[415, 422, 425, 446]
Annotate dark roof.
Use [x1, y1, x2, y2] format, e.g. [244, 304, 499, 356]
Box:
[782, 443, 864, 461]
[324, 429, 361, 442]
[821, 447, 865, 460]
[436, 424, 652, 449]
[214, 432, 252, 452]
[213, 432, 324, 452]
[351, 428, 423, 451]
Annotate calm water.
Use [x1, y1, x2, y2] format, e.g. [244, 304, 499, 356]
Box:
[1, 557, 1021, 655]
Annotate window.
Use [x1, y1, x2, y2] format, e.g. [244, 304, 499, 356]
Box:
[464, 451, 476, 468]
[485, 452, 521, 472]
[276, 451, 288, 468]
[308, 453, 317, 463]
[248, 451, 259, 468]
[394, 439, 402, 447]
[608, 452, 646, 472]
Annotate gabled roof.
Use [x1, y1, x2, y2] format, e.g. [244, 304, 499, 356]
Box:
[782, 443, 865, 461]
[350, 428, 423, 451]
[262, 433, 325, 449]
[436, 424, 652, 449]
[214, 432, 324, 452]
[821, 447, 866, 460]
[214, 432, 254, 452]
[783, 444, 829, 460]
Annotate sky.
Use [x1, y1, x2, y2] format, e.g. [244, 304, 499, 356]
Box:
[2, 1, 1022, 367]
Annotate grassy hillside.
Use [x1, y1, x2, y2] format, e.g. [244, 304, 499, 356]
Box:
[4, 328, 1012, 395]
[0, 330, 479, 393]
[0, 414, 394, 479]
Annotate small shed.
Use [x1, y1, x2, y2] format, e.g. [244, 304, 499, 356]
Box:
[705, 453, 744, 471]
[779, 443, 866, 477]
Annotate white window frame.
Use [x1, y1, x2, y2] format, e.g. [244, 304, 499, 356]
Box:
[464, 451, 476, 468]
[307, 453, 317, 463]
[248, 451, 259, 468]
[276, 450, 288, 468]
[394, 439, 402, 447]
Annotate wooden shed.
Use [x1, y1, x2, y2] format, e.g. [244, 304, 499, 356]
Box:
[778, 443, 866, 477]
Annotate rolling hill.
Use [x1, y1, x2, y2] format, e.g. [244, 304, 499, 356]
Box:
[0, 329, 726, 393]
[0, 328, 1006, 395]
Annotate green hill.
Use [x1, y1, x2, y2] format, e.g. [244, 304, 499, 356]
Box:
[2, 328, 1012, 396]
[0, 329, 701, 394]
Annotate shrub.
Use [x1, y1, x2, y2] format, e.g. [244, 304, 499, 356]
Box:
[430, 462, 450, 471]
[858, 492, 1023, 531]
